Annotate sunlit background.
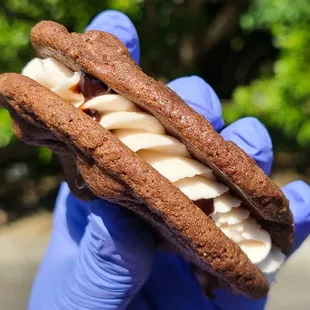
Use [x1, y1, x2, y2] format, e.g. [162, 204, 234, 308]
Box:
[0, 1, 310, 309]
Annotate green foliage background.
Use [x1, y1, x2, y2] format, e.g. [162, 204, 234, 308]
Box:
[226, 0, 310, 149]
[0, 0, 309, 219]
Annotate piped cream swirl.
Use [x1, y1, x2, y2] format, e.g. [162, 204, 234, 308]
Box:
[22, 57, 286, 278]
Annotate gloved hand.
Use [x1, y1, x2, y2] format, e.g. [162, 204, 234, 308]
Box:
[28, 10, 310, 310]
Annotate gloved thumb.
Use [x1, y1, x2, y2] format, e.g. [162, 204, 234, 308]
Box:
[50, 200, 154, 310]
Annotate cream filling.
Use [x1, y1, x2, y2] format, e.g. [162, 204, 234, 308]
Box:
[22, 57, 286, 278]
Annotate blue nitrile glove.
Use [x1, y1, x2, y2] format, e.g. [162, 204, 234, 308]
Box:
[28, 10, 310, 310]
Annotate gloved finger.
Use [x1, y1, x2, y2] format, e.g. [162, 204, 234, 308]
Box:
[282, 180, 310, 252]
[167, 76, 224, 131]
[128, 253, 216, 310]
[86, 10, 140, 64]
[29, 197, 155, 310]
[64, 200, 154, 309]
[221, 117, 273, 175]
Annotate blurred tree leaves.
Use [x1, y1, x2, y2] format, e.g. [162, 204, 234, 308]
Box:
[228, 0, 310, 149]
[0, 109, 13, 148]
[0, 0, 142, 73]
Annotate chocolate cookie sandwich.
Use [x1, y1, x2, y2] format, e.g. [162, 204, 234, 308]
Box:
[0, 21, 293, 298]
